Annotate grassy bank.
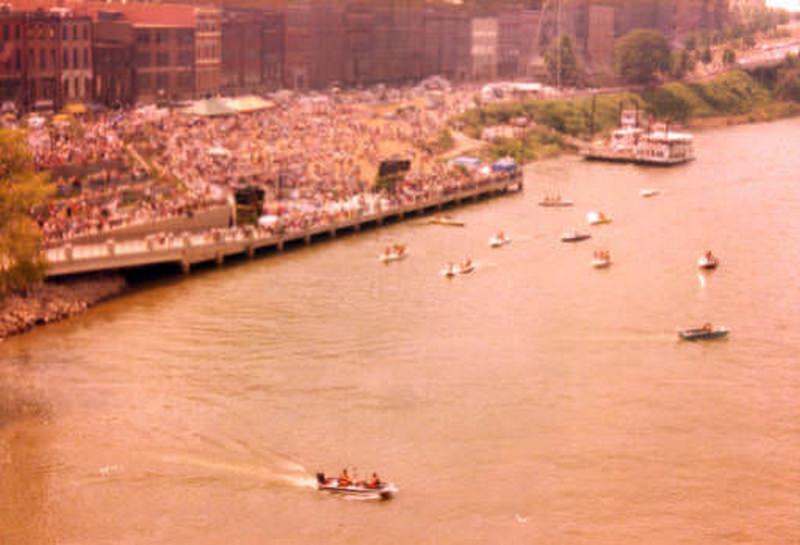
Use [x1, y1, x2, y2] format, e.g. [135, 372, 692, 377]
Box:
[456, 67, 800, 164]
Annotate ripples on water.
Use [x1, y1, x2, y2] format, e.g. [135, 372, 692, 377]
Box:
[1, 119, 800, 544]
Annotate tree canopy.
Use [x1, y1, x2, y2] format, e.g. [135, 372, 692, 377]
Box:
[544, 34, 582, 88]
[0, 129, 52, 296]
[615, 29, 671, 85]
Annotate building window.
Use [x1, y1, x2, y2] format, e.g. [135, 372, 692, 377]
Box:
[155, 73, 168, 91]
[74, 77, 80, 97]
[62, 25, 68, 40]
[178, 50, 193, 66]
[73, 49, 78, 68]
[177, 71, 193, 89]
[83, 25, 88, 41]
[156, 52, 169, 66]
[15, 25, 19, 40]
[15, 49, 21, 70]
[2, 25, 8, 41]
[136, 52, 151, 67]
[137, 73, 152, 90]
[40, 49, 46, 69]
[63, 49, 69, 69]
[83, 48, 89, 67]
[64, 78, 70, 99]
[72, 25, 77, 40]
[136, 31, 150, 44]
[28, 50, 34, 69]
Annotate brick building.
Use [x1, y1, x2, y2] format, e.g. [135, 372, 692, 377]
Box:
[54, 9, 93, 105]
[221, 8, 263, 92]
[92, 13, 134, 107]
[25, 9, 62, 111]
[194, 6, 221, 97]
[471, 17, 498, 80]
[422, 4, 471, 82]
[0, 10, 27, 111]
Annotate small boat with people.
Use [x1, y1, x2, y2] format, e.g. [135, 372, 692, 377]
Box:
[697, 251, 719, 270]
[586, 211, 612, 226]
[538, 194, 574, 208]
[561, 230, 591, 243]
[678, 323, 729, 341]
[488, 231, 511, 248]
[316, 470, 398, 501]
[428, 215, 465, 227]
[378, 244, 409, 263]
[442, 258, 475, 277]
[592, 250, 612, 268]
[640, 188, 661, 198]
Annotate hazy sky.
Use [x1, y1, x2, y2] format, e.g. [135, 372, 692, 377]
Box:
[767, 0, 800, 11]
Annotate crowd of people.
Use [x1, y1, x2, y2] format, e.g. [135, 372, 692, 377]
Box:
[23, 83, 517, 248]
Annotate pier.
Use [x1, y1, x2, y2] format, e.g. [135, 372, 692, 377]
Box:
[44, 177, 522, 278]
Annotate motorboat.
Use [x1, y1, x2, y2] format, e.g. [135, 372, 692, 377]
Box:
[586, 211, 612, 226]
[316, 472, 398, 501]
[697, 253, 719, 270]
[538, 195, 574, 207]
[640, 188, 660, 198]
[442, 262, 475, 277]
[561, 230, 591, 243]
[428, 215, 465, 227]
[379, 248, 409, 263]
[488, 234, 511, 248]
[678, 325, 729, 341]
[592, 253, 612, 268]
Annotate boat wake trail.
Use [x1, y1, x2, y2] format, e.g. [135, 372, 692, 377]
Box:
[159, 452, 317, 490]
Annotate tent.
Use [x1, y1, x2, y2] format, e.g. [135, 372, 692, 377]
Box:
[64, 102, 88, 115]
[225, 95, 274, 114]
[450, 156, 481, 170]
[186, 98, 236, 117]
[492, 157, 517, 173]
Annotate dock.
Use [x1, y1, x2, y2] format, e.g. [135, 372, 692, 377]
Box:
[44, 177, 522, 278]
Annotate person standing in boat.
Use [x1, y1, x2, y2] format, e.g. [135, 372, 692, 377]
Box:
[367, 472, 382, 489]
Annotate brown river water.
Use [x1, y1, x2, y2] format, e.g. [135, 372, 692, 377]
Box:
[1, 118, 799, 545]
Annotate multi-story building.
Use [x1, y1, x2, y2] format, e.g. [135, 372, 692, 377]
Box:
[92, 12, 134, 107]
[25, 9, 62, 111]
[422, 4, 471, 82]
[194, 6, 221, 98]
[284, 0, 312, 89]
[471, 17, 498, 81]
[0, 10, 27, 111]
[54, 9, 93, 105]
[221, 8, 264, 92]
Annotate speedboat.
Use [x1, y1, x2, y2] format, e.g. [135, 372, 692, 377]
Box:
[678, 325, 729, 341]
[441, 263, 475, 277]
[561, 230, 591, 243]
[592, 256, 612, 268]
[379, 249, 409, 263]
[586, 211, 612, 225]
[697, 254, 719, 270]
[316, 472, 398, 501]
[640, 188, 660, 198]
[429, 215, 465, 227]
[488, 235, 511, 248]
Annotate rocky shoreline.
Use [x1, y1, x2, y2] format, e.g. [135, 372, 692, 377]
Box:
[0, 274, 128, 341]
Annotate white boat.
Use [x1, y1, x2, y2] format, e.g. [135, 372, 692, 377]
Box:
[539, 196, 574, 207]
[678, 325, 729, 341]
[378, 250, 409, 263]
[316, 472, 398, 501]
[561, 230, 591, 243]
[428, 215, 465, 227]
[697, 254, 719, 270]
[592, 257, 612, 268]
[441, 263, 475, 277]
[488, 235, 511, 248]
[586, 211, 612, 225]
[640, 188, 660, 198]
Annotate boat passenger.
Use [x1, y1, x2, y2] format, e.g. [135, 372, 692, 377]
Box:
[702, 323, 713, 332]
[367, 472, 382, 489]
[338, 468, 352, 487]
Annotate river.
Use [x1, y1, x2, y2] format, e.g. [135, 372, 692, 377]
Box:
[1, 118, 799, 545]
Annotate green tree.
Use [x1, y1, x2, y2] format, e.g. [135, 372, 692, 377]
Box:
[775, 68, 800, 102]
[544, 35, 581, 87]
[615, 29, 671, 85]
[0, 129, 52, 296]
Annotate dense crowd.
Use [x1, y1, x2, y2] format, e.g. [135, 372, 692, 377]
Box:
[25, 84, 516, 247]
